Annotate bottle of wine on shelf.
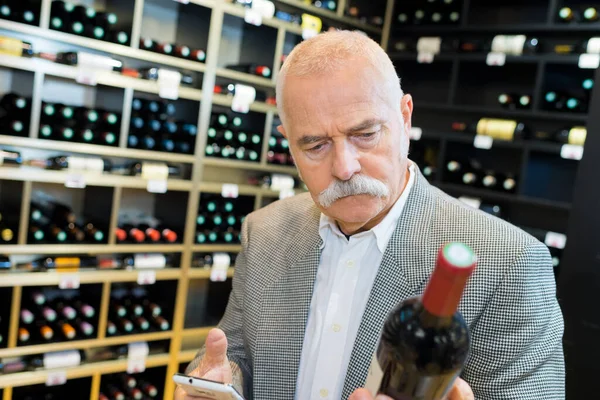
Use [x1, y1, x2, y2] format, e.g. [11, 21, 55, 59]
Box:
[491, 35, 539, 55]
[368, 242, 476, 399]
[557, 7, 578, 23]
[452, 118, 528, 141]
[0, 92, 30, 113]
[554, 126, 586, 146]
[582, 7, 599, 23]
[0, 36, 34, 57]
[226, 63, 271, 78]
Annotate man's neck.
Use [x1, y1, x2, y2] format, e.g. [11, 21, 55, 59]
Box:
[337, 165, 411, 236]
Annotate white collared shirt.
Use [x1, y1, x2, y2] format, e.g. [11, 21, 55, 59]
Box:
[295, 164, 416, 400]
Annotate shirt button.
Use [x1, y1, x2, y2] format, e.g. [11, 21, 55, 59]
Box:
[346, 260, 355, 268]
[332, 324, 342, 333]
[320, 389, 329, 398]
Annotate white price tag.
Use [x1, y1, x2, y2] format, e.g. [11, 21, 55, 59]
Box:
[279, 188, 295, 199]
[157, 69, 181, 100]
[58, 273, 80, 289]
[252, 0, 275, 18]
[65, 174, 86, 189]
[127, 357, 146, 374]
[417, 52, 434, 64]
[221, 183, 239, 198]
[46, 370, 67, 387]
[244, 8, 262, 26]
[486, 52, 506, 66]
[458, 196, 482, 210]
[76, 68, 98, 86]
[137, 270, 156, 285]
[578, 53, 600, 69]
[231, 84, 256, 114]
[134, 254, 167, 269]
[210, 253, 230, 282]
[545, 232, 567, 250]
[409, 127, 423, 141]
[147, 179, 168, 193]
[560, 144, 584, 160]
[474, 135, 493, 150]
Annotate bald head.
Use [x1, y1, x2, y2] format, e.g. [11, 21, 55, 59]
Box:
[276, 30, 403, 127]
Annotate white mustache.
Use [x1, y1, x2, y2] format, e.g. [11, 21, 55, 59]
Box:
[318, 174, 390, 208]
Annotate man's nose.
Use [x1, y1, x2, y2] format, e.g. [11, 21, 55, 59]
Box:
[332, 141, 361, 181]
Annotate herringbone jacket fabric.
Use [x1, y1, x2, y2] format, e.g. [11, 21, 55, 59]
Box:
[189, 167, 565, 400]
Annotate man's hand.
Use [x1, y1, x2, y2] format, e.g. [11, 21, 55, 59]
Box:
[349, 378, 474, 400]
[174, 328, 233, 399]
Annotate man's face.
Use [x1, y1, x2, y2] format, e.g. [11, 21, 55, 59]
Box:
[278, 60, 413, 232]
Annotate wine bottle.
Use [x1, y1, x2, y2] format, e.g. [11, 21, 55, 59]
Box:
[502, 175, 517, 193]
[21, 308, 34, 324]
[482, 171, 498, 190]
[174, 44, 191, 58]
[445, 160, 462, 184]
[119, 373, 137, 389]
[193, 254, 213, 268]
[554, 126, 586, 146]
[368, 242, 476, 399]
[18, 327, 30, 343]
[0, 36, 34, 57]
[155, 42, 173, 55]
[491, 35, 539, 55]
[159, 226, 178, 243]
[77, 320, 94, 336]
[75, 301, 95, 318]
[413, 8, 426, 24]
[39, 325, 54, 341]
[462, 170, 478, 186]
[111, 302, 127, 318]
[84, 222, 106, 242]
[58, 321, 77, 339]
[0, 92, 29, 113]
[152, 315, 170, 331]
[0, 3, 11, 20]
[0, 119, 26, 135]
[40, 305, 57, 322]
[127, 387, 144, 400]
[31, 198, 76, 225]
[0, 149, 22, 165]
[582, 7, 599, 23]
[108, 30, 129, 45]
[118, 318, 134, 333]
[106, 385, 126, 400]
[75, 107, 99, 124]
[121, 225, 145, 243]
[226, 63, 271, 77]
[106, 320, 117, 336]
[143, 300, 162, 317]
[558, 7, 577, 23]
[65, 222, 86, 242]
[139, 380, 159, 398]
[134, 316, 150, 331]
[473, 118, 527, 141]
[565, 97, 584, 112]
[55, 302, 77, 320]
[498, 93, 516, 108]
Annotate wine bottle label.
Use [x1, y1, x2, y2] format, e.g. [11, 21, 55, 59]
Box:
[364, 352, 384, 396]
[43, 350, 81, 369]
[586, 38, 600, 54]
[568, 127, 587, 146]
[133, 254, 167, 269]
[476, 119, 517, 141]
[491, 35, 526, 55]
[85, 158, 105, 173]
[53, 257, 80, 268]
[76, 52, 119, 71]
[65, 156, 87, 171]
[0, 37, 24, 57]
[141, 163, 169, 180]
[417, 37, 442, 55]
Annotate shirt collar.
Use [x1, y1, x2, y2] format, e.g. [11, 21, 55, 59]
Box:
[318, 163, 416, 253]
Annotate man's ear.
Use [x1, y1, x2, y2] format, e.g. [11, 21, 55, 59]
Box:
[277, 124, 288, 138]
[400, 94, 413, 134]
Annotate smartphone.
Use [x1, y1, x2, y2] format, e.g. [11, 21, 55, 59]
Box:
[173, 373, 245, 400]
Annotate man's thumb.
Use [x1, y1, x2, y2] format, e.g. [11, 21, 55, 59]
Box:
[203, 328, 228, 365]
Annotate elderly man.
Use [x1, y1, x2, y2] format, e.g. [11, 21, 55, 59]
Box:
[176, 30, 564, 400]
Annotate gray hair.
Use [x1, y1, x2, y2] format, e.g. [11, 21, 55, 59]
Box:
[276, 30, 403, 127]
[318, 174, 390, 208]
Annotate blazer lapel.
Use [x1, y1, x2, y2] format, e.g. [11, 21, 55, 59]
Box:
[341, 170, 438, 399]
[253, 206, 323, 400]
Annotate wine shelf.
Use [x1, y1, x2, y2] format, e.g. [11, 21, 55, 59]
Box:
[0, 244, 186, 255]
[0, 331, 173, 359]
[178, 349, 199, 363]
[0, 136, 197, 163]
[191, 244, 242, 253]
[436, 183, 572, 211]
[0, 269, 182, 288]
[0, 353, 171, 389]
[199, 182, 283, 198]
[392, 23, 600, 34]
[188, 267, 235, 279]
[0, 166, 194, 191]
[389, 53, 582, 65]
[212, 92, 277, 114]
[202, 157, 299, 175]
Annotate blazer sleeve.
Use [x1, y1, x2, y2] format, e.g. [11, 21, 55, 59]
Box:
[185, 216, 252, 396]
[461, 241, 565, 399]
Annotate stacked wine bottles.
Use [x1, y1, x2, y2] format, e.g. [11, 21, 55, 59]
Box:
[225, 63, 272, 78]
[196, 195, 252, 244]
[267, 128, 294, 166]
[543, 83, 591, 113]
[100, 372, 161, 400]
[115, 215, 179, 245]
[29, 193, 107, 244]
[445, 159, 518, 193]
[18, 288, 99, 345]
[128, 97, 196, 154]
[205, 112, 261, 161]
[192, 252, 238, 268]
[0, 0, 40, 26]
[15, 253, 173, 272]
[139, 37, 206, 63]
[39, 101, 121, 146]
[0, 92, 31, 137]
[49, 0, 129, 45]
[107, 286, 170, 336]
[557, 6, 599, 24]
[396, 0, 462, 25]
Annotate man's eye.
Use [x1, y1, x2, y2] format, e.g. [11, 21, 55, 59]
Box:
[359, 132, 377, 139]
[308, 143, 325, 152]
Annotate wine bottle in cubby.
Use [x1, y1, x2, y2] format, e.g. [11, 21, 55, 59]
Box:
[226, 63, 272, 78]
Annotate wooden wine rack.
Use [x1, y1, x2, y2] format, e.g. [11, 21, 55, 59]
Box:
[0, 0, 390, 399]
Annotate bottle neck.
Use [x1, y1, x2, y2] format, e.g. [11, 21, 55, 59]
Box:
[421, 265, 471, 318]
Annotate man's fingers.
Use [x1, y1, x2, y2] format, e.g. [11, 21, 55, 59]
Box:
[202, 328, 228, 366]
[349, 389, 393, 400]
[447, 378, 475, 400]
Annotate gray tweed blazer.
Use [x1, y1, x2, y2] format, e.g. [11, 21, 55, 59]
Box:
[188, 167, 565, 400]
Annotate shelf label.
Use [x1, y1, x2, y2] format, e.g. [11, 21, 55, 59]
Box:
[127, 341, 148, 373]
[58, 273, 80, 289]
[221, 183, 239, 198]
[147, 179, 168, 193]
[210, 252, 230, 282]
[417, 52, 434, 64]
[232, 84, 256, 114]
[252, 0, 275, 18]
[458, 196, 481, 210]
[76, 68, 98, 86]
[560, 144, 584, 160]
[474, 135, 493, 149]
[301, 14, 322, 40]
[279, 188, 295, 200]
[137, 270, 156, 285]
[127, 357, 146, 374]
[545, 231, 567, 250]
[65, 174, 86, 189]
[245, 8, 262, 26]
[409, 127, 423, 141]
[157, 69, 181, 100]
[46, 370, 67, 387]
[134, 254, 167, 269]
[579, 53, 600, 69]
[486, 52, 506, 66]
